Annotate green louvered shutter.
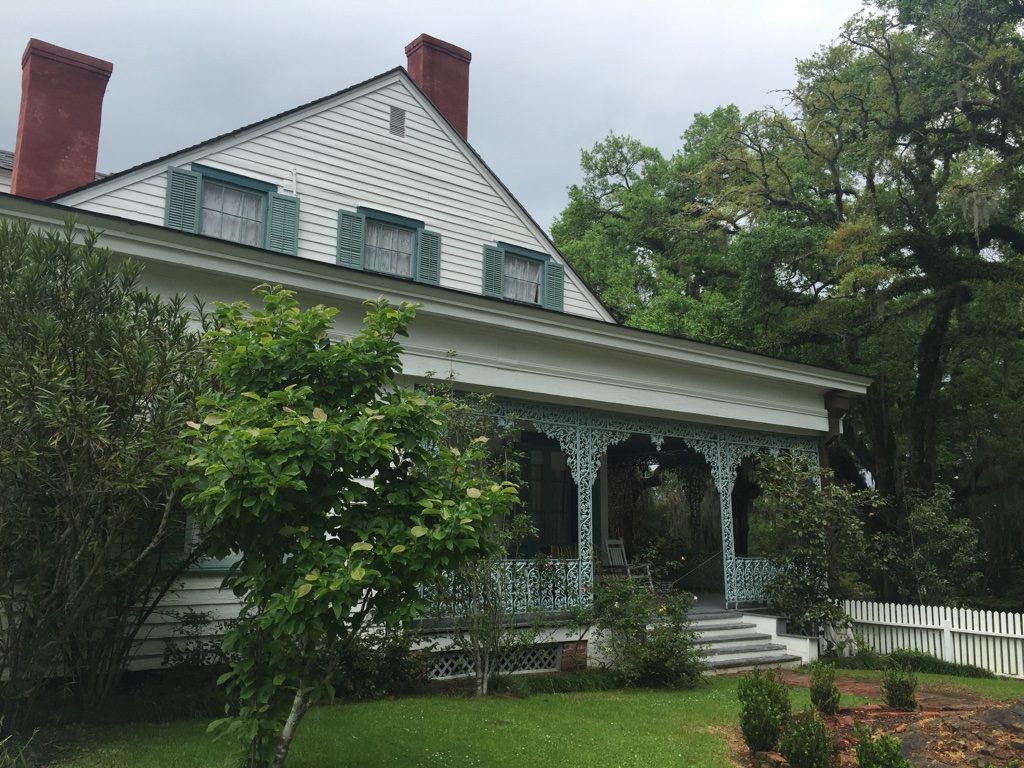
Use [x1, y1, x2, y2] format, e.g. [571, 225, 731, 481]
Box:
[165, 166, 201, 232]
[267, 192, 300, 255]
[482, 245, 504, 298]
[543, 261, 565, 311]
[416, 230, 441, 285]
[336, 210, 365, 269]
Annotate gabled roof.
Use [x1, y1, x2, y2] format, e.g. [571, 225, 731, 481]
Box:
[51, 67, 615, 321]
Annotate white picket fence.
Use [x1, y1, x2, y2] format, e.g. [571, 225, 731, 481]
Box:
[843, 599, 1024, 679]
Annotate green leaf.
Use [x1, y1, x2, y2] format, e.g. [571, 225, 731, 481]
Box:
[203, 414, 224, 426]
[351, 566, 366, 581]
[350, 541, 372, 552]
[312, 407, 327, 422]
[241, 391, 261, 400]
[295, 583, 313, 598]
[411, 526, 428, 538]
[391, 544, 406, 554]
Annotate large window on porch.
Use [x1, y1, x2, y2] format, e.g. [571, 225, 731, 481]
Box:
[519, 432, 578, 558]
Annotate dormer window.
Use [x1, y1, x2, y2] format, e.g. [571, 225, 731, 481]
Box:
[164, 164, 300, 255]
[201, 179, 265, 247]
[364, 219, 415, 278]
[503, 253, 543, 304]
[482, 242, 564, 311]
[336, 207, 441, 285]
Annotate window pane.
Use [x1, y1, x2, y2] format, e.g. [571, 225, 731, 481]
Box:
[365, 220, 414, 277]
[200, 179, 265, 246]
[503, 254, 542, 303]
[221, 186, 244, 216]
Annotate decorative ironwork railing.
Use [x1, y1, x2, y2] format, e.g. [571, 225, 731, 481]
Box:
[730, 556, 779, 605]
[421, 558, 584, 618]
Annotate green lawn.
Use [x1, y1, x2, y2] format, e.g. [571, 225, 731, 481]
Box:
[48, 672, 1024, 768]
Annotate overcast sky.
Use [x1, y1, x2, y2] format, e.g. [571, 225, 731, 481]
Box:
[1, 0, 864, 230]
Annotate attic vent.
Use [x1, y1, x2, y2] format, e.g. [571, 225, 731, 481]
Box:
[389, 105, 406, 137]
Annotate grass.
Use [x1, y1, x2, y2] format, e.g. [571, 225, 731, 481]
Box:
[829, 667, 1024, 702]
[45, 671, 1024, 768]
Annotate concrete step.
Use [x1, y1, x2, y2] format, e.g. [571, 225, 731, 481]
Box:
[703, 653, 803, 675]
[692, 622, 757, 638]
[702, 642, 788, 657]
[688, 614, 748, 629]
[694, 632, 773, 647]
[688, 610, 741, 621]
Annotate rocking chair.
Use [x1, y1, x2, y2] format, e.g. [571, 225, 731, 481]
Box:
[600, 539, 653, 589]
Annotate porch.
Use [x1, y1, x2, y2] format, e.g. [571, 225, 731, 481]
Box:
[426, 397, 820, 616]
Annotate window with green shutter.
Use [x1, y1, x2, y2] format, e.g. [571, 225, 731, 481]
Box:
[481, 242, 565, 311]
[335, 207, 441, 285]
[164, 164, 300, 256]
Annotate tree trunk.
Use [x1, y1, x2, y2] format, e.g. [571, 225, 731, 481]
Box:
[907, 287, 962, 492]
[272, 688, 309, 768]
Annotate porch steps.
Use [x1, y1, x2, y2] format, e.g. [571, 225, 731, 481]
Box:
[691, 611, 801, 674]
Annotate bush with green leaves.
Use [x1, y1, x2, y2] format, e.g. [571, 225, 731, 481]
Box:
[855, 726, 910, 768]
[592, 579, 703, 688]
[332, 630, 429, 701]
[757, 454, 876, 638]
[0, 220, 206, 733]
[779, 709, 831, 768]
[736, 668, 791, 752]
[182, 287, 519, 768]
[881, 665, 917, 711]
[809, 661, 841, 715]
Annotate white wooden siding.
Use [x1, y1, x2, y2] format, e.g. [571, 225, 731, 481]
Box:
[130, 572, 241, 670]
[843, 599, 1024, 680]
[58, 75, 606, 320]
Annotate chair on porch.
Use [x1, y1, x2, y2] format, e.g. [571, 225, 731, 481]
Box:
[600, 539, 653, 589]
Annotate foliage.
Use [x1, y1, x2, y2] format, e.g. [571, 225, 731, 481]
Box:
[0, 219, 206, 732]
[591, 580, 703, 688]
[809, 662, 841, 715]
[181, 286, 519, 767]
[331, 631, 429, 701]
[881, 666, 918, 711]
[779, 709, 831, 768]
[831, 647, 996, 679]
[876, 487, 980, 603]
[0, 723, 37, 768]
[552, 0, 1024, 602]
[855, 726, 911, 768]
[162, 609, 235, 671]
[736, 668, 791, 752]
[757, 454, 875, 636]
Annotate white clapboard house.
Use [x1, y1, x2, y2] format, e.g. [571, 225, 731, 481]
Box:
[1, 36, 869, 672]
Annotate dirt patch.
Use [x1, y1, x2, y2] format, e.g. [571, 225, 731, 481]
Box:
[734, 675, 1023, 767]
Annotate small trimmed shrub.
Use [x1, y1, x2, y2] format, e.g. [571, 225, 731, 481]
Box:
[855, 726, 910, 768]
[737, 668, 791, 752]
[333, 632, 430, 701]
[881, 665, 917, 711]
[809, 661, 841, 715]
[779, 709, 831, 768]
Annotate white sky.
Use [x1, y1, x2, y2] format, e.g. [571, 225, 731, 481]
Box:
[1, 0, 864, 230]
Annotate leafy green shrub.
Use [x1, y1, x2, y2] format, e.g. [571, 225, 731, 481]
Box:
[809, 662, 841, 715]
[736, 668, 791, 752]
[592, 580, 703, 688]
[779, 709, 831, 768]
[333, 632, 430, 701]
[855, 726, 910, 768]
[888, 649, 994, 679]
[881, 665, 917, 711]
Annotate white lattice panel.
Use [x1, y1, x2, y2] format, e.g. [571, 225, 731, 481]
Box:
[429, 643, 561, 679]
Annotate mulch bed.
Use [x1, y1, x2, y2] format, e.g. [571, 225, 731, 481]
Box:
[738, 673, 1024, 767]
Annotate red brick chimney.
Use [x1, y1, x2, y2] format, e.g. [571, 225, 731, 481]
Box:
[405, 34, 471, 140]
[11, 39, 113, 200]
